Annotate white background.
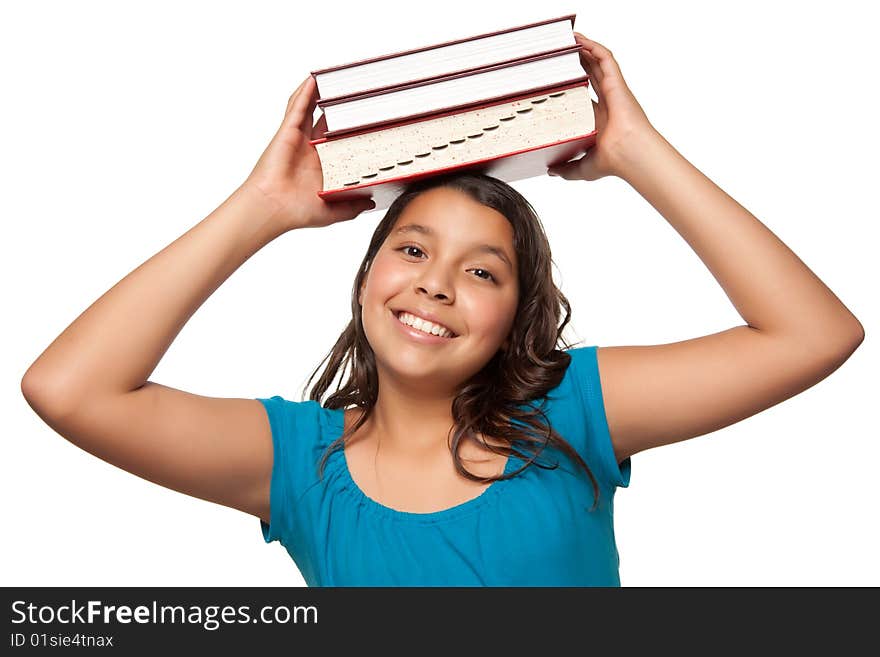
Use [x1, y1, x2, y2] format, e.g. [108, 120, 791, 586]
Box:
[3, 0, 877, 586]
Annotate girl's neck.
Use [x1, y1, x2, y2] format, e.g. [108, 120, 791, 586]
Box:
[366, 395, 457, 457]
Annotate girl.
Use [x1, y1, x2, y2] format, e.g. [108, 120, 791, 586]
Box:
[21, 34, 864, 586]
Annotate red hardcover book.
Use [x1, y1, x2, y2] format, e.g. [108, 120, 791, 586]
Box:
[310, 14, 577, 101]
[310, 80, 596, 211]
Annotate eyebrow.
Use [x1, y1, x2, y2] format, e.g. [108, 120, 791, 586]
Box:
[393, 223, 513, 270]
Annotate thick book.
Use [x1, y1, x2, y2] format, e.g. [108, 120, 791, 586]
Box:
[311, 81, 596, 211]
[317, 44, 586, 135]
[311, 14, 577, 100]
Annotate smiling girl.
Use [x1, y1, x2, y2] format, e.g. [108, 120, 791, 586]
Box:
[21, 34, 863, 586]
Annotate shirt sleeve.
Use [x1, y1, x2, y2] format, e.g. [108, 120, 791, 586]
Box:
[254, 395, 316, 546]
[566, 345, 632, 490]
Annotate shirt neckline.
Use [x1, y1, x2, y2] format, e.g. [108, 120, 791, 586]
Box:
[327, 406, 519, 524]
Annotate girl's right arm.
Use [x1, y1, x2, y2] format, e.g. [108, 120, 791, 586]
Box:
[20, 75, 374, 524]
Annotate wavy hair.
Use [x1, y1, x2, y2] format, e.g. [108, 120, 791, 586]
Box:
[302, 170, 602, 511]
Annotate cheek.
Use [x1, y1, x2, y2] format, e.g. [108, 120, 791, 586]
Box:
[463, 292, 518, 337]
[360, 258, 401, 302]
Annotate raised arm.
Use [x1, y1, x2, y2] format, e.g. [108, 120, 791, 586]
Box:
[549, 35, 864, 463]
[20, 76, 373, 521]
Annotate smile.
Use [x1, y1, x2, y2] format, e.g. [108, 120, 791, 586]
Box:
[392, 310, 457, 342]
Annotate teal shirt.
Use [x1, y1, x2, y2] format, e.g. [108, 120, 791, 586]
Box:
[256, 345, 631, 586]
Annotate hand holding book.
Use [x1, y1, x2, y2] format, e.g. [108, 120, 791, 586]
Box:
[244, 76, 375, 232]
[548, 34, 658, 182]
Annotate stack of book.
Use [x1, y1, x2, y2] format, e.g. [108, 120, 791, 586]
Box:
[309, 14, 596, 210]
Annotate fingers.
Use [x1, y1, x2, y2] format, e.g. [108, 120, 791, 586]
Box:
[574, 33, 603, 89]
[298, 77, 321, 135]
[281, 75, 317, 132]
[573, 33, 623, 86]
[284, 76, 311, 117]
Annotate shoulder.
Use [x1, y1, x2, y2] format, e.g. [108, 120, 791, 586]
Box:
[255, 397, 348, 469]
[543, 345, 599, 403]
[257, 397, 334, 432]
[551, 345, 632, 490]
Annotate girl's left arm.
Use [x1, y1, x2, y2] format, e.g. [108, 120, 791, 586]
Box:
[551, 35, 864, 464]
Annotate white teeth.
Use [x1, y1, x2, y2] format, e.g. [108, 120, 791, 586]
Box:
[396, 312, 454, 338]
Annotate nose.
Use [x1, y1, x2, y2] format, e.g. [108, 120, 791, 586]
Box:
[414, 265, 454, 302]
[416, 282, 452, 302]
[418, 287, 450, 301]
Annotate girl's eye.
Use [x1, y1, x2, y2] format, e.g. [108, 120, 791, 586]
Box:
[398, 245, 496, 283]
[469, 268, 495, 282]
[401, 245, 424, 258]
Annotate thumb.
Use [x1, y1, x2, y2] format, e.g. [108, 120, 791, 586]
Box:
[327, 197, 376, 223]
[548, 154, 586, 181]
[549, 148, 601, 181]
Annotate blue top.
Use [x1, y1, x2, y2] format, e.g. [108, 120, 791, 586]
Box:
[256, 345, 631, 586]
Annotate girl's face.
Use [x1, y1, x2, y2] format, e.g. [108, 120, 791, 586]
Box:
[359, 187, 519, 394]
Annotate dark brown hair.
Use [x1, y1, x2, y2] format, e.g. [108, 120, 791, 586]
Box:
[302, 170, 602, 511]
